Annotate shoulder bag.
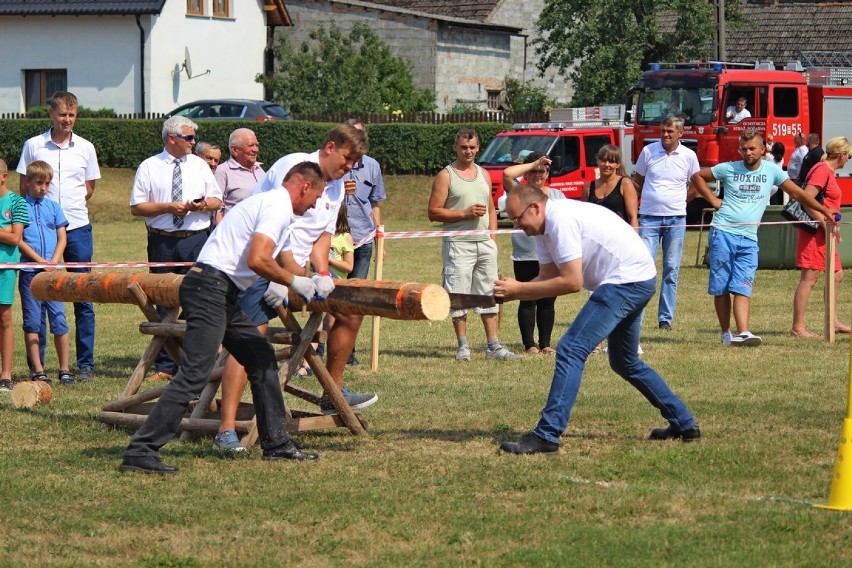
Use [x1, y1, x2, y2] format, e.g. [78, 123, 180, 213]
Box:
[781, 164, 830, 234]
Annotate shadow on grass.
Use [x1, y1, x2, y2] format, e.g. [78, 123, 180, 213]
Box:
[389, 427, 611, 444]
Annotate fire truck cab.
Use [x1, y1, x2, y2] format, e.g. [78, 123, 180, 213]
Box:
[478, 105, 632, 217]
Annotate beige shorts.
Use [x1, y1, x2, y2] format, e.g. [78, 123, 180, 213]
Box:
[442, 239, 499, 318]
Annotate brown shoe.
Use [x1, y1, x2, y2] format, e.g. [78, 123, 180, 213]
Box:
[147, 371, 173, 382]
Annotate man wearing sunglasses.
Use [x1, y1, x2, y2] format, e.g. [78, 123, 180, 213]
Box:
[130, 116, 223, 381]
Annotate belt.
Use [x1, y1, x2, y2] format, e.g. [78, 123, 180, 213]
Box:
[147, 226, 209, 238]
[190, 263, 236, 287]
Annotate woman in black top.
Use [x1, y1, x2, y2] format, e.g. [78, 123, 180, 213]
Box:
[582, 144, 639, 230]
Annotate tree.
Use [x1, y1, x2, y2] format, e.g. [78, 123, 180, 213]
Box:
[535, 0, 747, 106]
[258, 23, 435, 115]
[503, 77, 555, 113]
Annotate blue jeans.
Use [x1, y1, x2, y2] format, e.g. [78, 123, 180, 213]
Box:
[124, 266, 291, 457]
[348, 241, 373, 279]
[63, 224, 95, 370]
[639, 215, 685, 325]
[533, 278, 696, 445]
[19, 270, 68, 334]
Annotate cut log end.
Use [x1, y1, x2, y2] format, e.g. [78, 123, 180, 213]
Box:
[11, 380, 54, 408]
[420, 285, 451, 321]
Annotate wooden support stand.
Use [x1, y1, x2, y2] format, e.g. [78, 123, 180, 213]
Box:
[99, 283, 367, 447]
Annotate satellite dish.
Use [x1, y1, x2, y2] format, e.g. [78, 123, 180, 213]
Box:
[183, 47, 193, 79]
[181, 47, 210, 80]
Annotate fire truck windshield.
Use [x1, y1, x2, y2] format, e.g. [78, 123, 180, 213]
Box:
[637, 87, 716, 127]
[478, 135, 555, 165]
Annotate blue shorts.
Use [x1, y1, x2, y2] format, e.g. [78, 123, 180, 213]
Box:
[0, 269, 16, 305]
[237, 277, 277, 327]
[18, 270, 69, 334]
[707, 228, 758, 298]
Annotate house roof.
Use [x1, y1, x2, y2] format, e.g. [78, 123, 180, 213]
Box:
[727, 3, 852, 65]
[357, 0, 500, 23]
[0, 1, 166, 15]
[327, 0, 520, 33]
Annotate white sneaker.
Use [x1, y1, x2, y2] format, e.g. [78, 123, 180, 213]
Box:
[721, 331, 733, 346]
[456, 344, 471, 362]
[637, 343, 644, 355]
[485, 346, 519, 361]
[730, 331, 762, 347]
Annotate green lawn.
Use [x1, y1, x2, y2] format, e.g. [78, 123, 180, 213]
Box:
[2, 170, 852, 566]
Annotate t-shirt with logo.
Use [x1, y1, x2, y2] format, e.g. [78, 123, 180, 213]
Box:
[0, 192, 30, 263]
[710, 160, 788, 240]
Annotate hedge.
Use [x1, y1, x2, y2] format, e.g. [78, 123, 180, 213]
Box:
[0, 119, 508, 175]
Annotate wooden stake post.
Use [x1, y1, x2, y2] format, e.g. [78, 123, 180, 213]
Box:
[31, 272, 449, 447]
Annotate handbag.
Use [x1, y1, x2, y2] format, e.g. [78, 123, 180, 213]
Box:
[781, 165, 830, 234]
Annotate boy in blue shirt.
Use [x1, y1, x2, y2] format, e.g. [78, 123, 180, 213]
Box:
[17, 160, 73, 385]
[0, 157, 29, 391]
[691, 129, 836, 347]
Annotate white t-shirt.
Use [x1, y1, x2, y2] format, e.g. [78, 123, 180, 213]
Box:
[196, 190, 295, 291]
[634, 141, 700, 216]
[787, 144, 808, 181]
[726, 106, 751, 124]
[130, 151, 222, 231]
[252, 150, 344, 266]
[535, 199, 656, 291]
[16, 130, 101, 230]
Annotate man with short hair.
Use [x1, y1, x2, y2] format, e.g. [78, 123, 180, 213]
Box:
[428, 128, 517, 362]
[215, 128, 264, 221]
[797, 133, 825, 185]
[214, 124, 376, 451]
[130, 116, 223, 381]
[194, 141, 221, 172]
[16, 91, 100, 381]
[119, 162, 327, 474]
[787, 132, 808, 183]
[726, 96, 751, 124]
[691, 129, 836, 348]
[495, 185, 700, 455]
[633, 115, 700, 331]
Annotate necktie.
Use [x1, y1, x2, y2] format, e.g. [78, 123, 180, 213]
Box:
[172, 159, 183, 228]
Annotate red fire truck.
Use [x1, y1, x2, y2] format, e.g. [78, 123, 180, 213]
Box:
[629, 60, 852, 203]
[477, 105, 632, 217]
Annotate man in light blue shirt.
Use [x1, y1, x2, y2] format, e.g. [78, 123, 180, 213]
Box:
[691, 129, 835, 347]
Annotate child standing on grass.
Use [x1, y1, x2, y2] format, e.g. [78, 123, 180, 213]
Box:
[0, 157, 29, 392]
[17, 161, 73, 385]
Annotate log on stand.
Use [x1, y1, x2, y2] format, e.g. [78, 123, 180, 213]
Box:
[30, 272, 450, 446]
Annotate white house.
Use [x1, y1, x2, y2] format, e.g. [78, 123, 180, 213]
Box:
[0, 0, 290, 115]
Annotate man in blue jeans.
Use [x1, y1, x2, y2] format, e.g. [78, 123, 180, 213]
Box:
[633, 115, 700, 331]
[495, 185, 700, 455]
[16, 91, 101, 380]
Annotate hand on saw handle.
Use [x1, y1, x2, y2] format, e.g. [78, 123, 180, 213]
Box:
[311, 273, 335, 300]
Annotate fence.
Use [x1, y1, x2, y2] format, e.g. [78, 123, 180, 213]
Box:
[0, 110, 548, 124]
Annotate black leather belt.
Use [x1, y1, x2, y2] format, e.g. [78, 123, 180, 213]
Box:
[147, 226, 208, 238]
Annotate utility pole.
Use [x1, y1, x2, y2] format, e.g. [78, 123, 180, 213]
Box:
[716, 0, 726, 61]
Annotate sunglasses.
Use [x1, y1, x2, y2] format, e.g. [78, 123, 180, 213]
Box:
[172, 133, 196, 142]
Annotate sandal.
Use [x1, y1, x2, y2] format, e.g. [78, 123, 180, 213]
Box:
[790, 329, 821, 339]
[525, 347, 541, 355]
[540, 347, 556, 355]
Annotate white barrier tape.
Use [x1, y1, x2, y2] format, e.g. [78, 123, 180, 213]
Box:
[0, 218, 840, 269]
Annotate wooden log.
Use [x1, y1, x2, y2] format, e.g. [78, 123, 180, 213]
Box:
[32, 272, 450, 321]
[11, 380, 53, 408]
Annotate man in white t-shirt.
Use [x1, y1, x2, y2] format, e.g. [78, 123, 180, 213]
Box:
[787, 132, 808, 183]
[494, 185, 700, 455]
[119, 162, 327, 474]
[214, 125, 375, 451]
[725, 97, 751, 124]
[634, 115, 700, 331]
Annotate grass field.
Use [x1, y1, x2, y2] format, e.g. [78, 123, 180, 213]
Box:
[2, 169, 852, 566]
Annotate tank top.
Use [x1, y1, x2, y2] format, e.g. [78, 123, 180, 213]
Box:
[443, 164, 491, 242]
[587, 177, 628, 221]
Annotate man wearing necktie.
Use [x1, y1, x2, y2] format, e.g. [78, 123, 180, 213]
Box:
[130, 116, 223, 380]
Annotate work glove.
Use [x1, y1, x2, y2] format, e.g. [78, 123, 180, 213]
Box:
[288, 275, 317, 303]
[263, 282, 290, 309]
[311, 273, 335, 300]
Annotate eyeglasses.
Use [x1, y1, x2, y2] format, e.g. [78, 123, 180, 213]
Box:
[172, 133, 196, 142]
[509, 203, 534, 224]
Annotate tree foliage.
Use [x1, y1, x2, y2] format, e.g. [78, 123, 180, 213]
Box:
[535, 0, 747, 106]
[504, 77, 556, 113]
[258, 23, 435, 114]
